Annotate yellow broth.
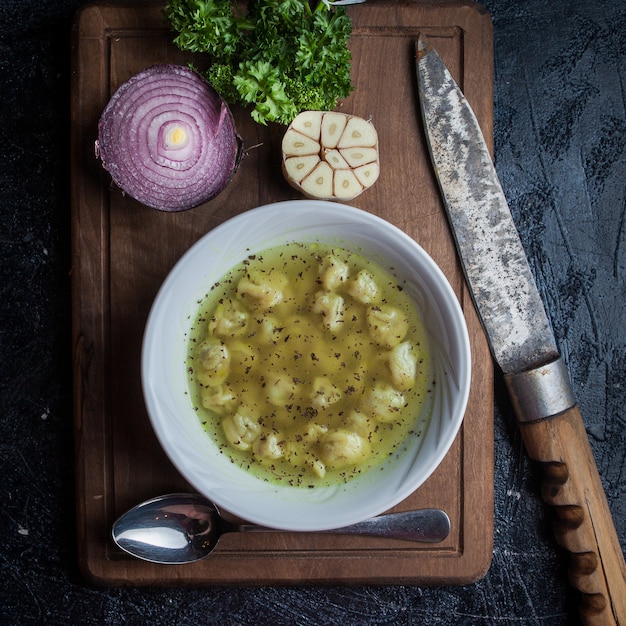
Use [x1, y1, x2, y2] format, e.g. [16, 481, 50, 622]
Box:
[186, 242, 433, 487]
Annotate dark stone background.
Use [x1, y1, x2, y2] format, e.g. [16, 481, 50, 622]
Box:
[1, 0, 624, 623]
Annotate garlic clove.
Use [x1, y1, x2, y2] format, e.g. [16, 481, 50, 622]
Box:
[321, 112, 348, 149]
[323, 149, 350, 170]
[283, 155, 321, 183]
[290, 110, 323, 140]
[281, 129, 320, 156]
[339, 146, 378, 168]
[300, 161, 334, 199]
[333, 169, 363, 199]
[337, 116, 378, 149]
[353, 161, 380, 188]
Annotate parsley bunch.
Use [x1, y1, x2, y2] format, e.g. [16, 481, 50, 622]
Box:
[164, 0, 354, 125]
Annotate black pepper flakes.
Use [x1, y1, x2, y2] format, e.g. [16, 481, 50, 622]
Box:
[302, 406, 318, 419]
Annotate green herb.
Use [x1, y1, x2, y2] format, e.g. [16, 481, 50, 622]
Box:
[164, 0, 354, 125]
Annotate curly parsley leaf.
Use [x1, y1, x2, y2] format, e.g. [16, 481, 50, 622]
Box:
[164, 0, 354, 125]
[234, 60, 299, 125]
[164, 0, 245, 61]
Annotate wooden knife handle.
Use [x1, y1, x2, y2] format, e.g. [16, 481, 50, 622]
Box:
[518, 405, 626, 625]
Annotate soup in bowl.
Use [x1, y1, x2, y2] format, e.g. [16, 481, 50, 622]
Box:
[142, 200, 471, 531]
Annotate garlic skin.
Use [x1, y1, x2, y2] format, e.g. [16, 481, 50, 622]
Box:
[281, 111, 380, 201]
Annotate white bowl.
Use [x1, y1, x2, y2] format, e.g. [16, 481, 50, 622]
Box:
[142, 200, 471, 531]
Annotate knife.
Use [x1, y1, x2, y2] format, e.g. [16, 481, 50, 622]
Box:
[415, 35, 626, 625]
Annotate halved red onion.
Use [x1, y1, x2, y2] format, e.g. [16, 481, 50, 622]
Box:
[96, 65, 242, 212]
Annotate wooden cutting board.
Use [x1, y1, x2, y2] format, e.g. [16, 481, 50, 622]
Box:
[70, 0, 494, 586]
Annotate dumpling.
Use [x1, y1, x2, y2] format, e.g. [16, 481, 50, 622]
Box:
[386, 341, 418, 391]
[346, 409, 377, 440]
[222, 411, 260, 451]
[306, 457, 327, 478]
[227, 339, 258, 375]
[366, 304, 409, 348]
[196, 338, 230, 386]
[201, 384, 238, 415]
[253, 432, 284, 460]
[310, 376, 342, 410]
[208, 298, 249, 338]
[319, 429, 370, 469]
[266, 373, 299, 406]
[251, 313, 281, 344]
[319, 253, 349, 290]
[312, 290, 345, 332]
[301, 423, 329, 444]
[361, 382, 405, 423]
[237, 270, 288, 309]
[347, 270, 380, 304]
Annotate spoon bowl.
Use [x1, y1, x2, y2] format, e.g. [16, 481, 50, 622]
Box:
[112, 493, 451, 564]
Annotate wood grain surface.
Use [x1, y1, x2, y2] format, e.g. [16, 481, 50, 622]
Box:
[70, 0, 494, 586]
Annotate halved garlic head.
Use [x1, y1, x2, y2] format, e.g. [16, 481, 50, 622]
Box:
[282, 111, 380, 201]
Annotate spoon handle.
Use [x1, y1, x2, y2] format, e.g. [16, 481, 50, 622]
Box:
[237, 509, 450, 543]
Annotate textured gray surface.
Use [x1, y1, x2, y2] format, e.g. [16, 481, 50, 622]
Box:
[1, 0, 625, 624]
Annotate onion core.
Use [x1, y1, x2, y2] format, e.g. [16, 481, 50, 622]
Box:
[97, 65, 242, 212]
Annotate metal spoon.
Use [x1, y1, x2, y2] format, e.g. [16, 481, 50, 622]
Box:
[112, 493, 450, 564]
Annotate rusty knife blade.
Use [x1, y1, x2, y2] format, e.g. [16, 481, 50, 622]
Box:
[415, 36, 559, 377]
[416, 35, 578, 421]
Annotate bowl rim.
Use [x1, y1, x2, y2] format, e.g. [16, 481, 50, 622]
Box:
[141, 199, 471, 531]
